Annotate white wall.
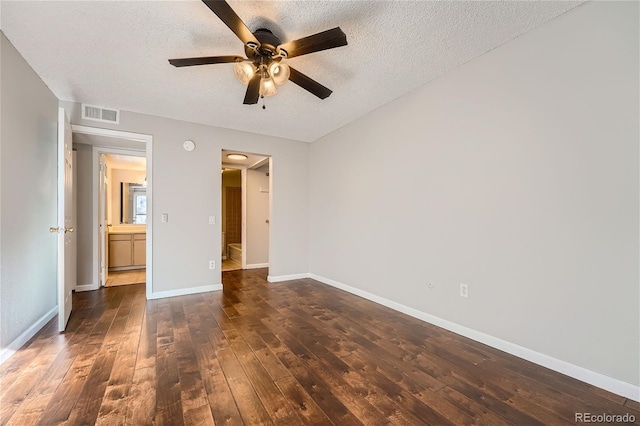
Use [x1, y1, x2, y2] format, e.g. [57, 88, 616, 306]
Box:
[0, 33, 58, 349]
[309, 1, 639, 388]
[61, 101, 309, 293]
[247, 165, 270, 266]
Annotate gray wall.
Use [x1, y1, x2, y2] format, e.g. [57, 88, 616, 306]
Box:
[1, 32, 58, 347]
[74, 143, 93, 287]
[247, 165, 270, 266]
[309, 1, 639, 386]
[61, 101, 309, 292]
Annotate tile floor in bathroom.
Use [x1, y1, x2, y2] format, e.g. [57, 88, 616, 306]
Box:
[105, 269, 146, 287]
[221, 259, 241, 272]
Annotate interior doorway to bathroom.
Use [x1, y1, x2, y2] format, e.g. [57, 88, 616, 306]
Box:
[100, 152, 147, 287]
[71, 125, 152, 296]
[221, 149, 271, 272]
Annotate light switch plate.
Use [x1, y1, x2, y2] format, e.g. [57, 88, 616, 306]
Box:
[209, 216, 215, 225]
[460, 283, 469, 298]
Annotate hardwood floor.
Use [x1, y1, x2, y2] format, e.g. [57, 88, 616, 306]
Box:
[1, 268, 637, 425]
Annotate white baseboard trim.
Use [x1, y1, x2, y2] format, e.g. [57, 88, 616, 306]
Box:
[75, 284, 98, 292]
[0, 306, 58, 366]
[267, 273, 310, 283]
[245, 263, 269, 270]
[309, 273, 640, 402]
[147, 284, 223, 300]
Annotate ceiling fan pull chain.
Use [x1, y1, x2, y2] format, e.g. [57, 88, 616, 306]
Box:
[262, 95, 266, 110]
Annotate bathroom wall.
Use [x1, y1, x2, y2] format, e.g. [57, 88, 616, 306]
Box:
[109, 168, 145, 225]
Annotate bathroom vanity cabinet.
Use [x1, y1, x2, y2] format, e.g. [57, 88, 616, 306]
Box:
[109, 232, 146, 270]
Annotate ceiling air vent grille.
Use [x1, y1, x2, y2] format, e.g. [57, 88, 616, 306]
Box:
[81, 104, 120, 124]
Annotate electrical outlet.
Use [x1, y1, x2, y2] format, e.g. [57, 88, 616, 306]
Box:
[209, 260, 215, 269]
[460, 283, 469, 298]
[161, 213, 168, 223]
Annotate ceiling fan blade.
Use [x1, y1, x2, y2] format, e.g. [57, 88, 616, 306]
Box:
[288, 67, 332, 99]
[169, 55, 243, 67]
[202, 0, 260, 46]
[243, 74, 261, 104]
[277, 27, 347, 59]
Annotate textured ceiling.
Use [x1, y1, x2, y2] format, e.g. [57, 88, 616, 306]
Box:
[1, 1, 583, 142]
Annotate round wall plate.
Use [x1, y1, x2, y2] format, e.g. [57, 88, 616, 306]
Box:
[183, 140, 195, 151]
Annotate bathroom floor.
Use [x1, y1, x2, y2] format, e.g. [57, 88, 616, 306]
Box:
[105, 269, 146, 287]
[221, 259, 241, 272]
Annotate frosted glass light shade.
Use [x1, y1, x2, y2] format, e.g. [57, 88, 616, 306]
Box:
[227, 154, 248, 160]
[269, 62, 290, 86]
[233, 61, 255, 84]
[259, 76, 277, 97]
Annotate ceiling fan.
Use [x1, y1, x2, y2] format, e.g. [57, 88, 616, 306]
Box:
[169, 0, 348, 106]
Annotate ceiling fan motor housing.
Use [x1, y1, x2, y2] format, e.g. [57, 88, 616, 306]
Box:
[246, 28, 284, 60]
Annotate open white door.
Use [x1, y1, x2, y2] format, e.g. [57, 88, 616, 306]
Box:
[57, 108, 74, 331]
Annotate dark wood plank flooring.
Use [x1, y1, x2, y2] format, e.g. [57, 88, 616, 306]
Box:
[1, 268, 637, 425]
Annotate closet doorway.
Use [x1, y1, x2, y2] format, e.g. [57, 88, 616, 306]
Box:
[221, 150, 271, 272]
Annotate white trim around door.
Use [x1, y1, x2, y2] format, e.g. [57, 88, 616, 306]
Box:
[71, 125, 153, 299]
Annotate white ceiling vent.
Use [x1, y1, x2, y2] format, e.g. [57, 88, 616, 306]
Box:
[81, 104, 120, 124]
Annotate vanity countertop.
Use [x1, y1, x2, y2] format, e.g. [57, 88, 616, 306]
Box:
[109, 226, 147, 235]
[109, 230, 146, 235]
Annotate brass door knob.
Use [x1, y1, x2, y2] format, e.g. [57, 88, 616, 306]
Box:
[65, 227, 74, 233]
[49, 227, 60, 233]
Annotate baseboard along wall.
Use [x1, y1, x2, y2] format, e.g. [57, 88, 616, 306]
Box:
[147, 283, 223, 300]
[304, 273, 639, 402]
[0, 307, 57, 366]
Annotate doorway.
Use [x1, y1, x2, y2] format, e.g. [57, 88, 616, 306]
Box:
[101, 152, 147, 287]
[71, 125, 153, 297]
[221, 149, 271, 272]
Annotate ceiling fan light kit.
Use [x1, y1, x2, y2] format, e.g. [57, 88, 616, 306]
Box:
[233, 61, 255, 85]
[169, 0, 347, 106]
[270, 63, 290, 86]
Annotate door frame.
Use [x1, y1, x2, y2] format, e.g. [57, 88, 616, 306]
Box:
[95, 146, 146, 286]
[221, 166, 246, 269]
[71, 125, 153, 299]
[221, 151, 271, 271]
[98, 153, 108, 286]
